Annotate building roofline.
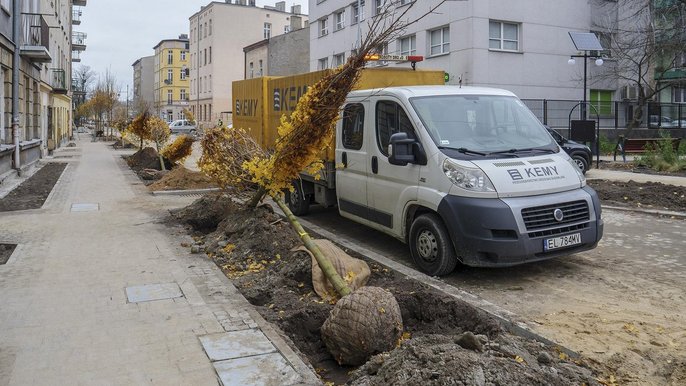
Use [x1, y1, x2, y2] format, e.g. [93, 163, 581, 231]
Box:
[189, 1, 307, 20]
[243, 38, 270, 52]
[153, 38, 189, 50]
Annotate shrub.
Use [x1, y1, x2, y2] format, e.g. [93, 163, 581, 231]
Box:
[161, 135, 194, 165]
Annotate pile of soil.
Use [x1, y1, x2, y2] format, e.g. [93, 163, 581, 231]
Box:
[147, 166, 216, 191]
[0, 163, 66, 212]
[588, 179, 686, 212]
[173, 193, 606, 385]
[124, 147, 171, 173]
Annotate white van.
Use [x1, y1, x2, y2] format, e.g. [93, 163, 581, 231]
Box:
[288, 86, 603, 276]
[169, 120, 198, 135]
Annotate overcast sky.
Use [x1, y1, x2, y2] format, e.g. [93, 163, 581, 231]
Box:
[78, 0, 308, 98]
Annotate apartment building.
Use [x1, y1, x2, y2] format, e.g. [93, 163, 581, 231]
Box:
[0, 0, 82, 165]
[132, 56, 155, 113]
[189, 1, 307, 127]
[244, 21, 309, 78]
[153, 36, 190, 123]
[309, 0, 603, 100]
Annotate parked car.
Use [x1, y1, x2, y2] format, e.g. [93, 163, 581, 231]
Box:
[649, 115, 674, 128]
[168, 120, 198, 135]
[546, 127, 592, 174]
[670, 119, 686, 128]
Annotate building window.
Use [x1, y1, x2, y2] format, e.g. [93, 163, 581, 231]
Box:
[335, 9, 345, 31]
[204, 22, 208, 38]
[400, 35, 416, 56]
[167, 90, 173, 104]
[181, 51, 187, 61]
[249, 62, 254, 78]
[209, 19, 212, 35]
[264, 22, 272, 39]
[429, 27, 450, 56]
[489, 20, 519, 51]
[318, 57, 329, 70]
[258, 60, 263, 76]
[167, 50, 173, 65]
[167, 69, 173, 83]
[674, 87, 686, 103]
[209, 75, 212, 91]
[284, 25, 291, 33]
[204, 49, 207, 65]
[399, 0, 412, 5]
[590, 89, 613, 116]
[209, 47, 212, 64]
[352, 1, 365, 24]
[180, 89, 187, 101]
[373, 43, 388, 66]
[180, 68, 186, 80]
[319, 18, 329, 37]
[333, 53, 345, 67]
[374, 0, 384, 15]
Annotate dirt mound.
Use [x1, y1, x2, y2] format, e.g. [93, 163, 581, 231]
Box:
[147, 166, 216, 191]
[588, 179, 686, 212]
[170, 192, 237, 232]
[174, 197, 606, 384]
[125, 147, 171, 171]
[348, 334, 598, 385]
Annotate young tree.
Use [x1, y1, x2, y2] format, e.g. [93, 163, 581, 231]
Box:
[146, 116, 171, 170]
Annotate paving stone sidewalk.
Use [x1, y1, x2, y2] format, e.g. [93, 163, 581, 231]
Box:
[0, 140, 319, 385]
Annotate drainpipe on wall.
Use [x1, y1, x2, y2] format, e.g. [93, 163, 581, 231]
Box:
[12, 0, 21, 173]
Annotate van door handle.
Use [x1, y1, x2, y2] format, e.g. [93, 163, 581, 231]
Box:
[342, 152, 348, 168]
[371, 156, 378, 174]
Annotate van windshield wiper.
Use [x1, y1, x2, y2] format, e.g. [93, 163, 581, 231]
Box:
[488, 148, 556, 156]
[438, 146, 488, 156]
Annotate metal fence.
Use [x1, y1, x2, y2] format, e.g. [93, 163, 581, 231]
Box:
[521, 99, 686, 131]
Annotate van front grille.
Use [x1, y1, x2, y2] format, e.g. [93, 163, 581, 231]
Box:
[521, 200, 589, 231]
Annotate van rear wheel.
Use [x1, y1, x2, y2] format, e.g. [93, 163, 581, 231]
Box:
[409, 214, 458, 276]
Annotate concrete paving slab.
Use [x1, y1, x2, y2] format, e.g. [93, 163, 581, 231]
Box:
[213, 352, 300, 386]
[199, 329, 276, 361]
[125, 283, 184, 303]
[70, 203, 99, 212]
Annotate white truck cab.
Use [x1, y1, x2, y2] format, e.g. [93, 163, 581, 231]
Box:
[291, 85, 603, 276]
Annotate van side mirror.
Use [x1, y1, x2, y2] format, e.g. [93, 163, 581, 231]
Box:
[388, 132, 416, 166]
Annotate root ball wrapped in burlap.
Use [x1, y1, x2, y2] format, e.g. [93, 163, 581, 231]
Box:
[321, 286, 403, 366]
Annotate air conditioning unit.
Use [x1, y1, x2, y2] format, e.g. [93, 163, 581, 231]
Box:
[621, 85, 638, 100]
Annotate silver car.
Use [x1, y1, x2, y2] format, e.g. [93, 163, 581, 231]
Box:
[169, 120, 198, 135]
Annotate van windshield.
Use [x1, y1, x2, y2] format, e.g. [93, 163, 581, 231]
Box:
[410, 95, 555, 154]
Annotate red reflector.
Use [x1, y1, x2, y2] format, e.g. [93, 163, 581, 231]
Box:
[408, 55, 424, 62]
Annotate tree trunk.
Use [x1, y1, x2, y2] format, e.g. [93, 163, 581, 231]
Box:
[273, 196, 351, 298]
[248, 187, 267, 208]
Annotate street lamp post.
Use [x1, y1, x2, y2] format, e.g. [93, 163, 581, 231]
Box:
[568, 53, 604, 119]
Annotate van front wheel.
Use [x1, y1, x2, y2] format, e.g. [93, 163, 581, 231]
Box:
[285, 182, 310, 216]
[409, 214, 458, 276]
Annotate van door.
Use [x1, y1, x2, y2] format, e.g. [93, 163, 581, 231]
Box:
[366, 98, 421, 235]
[335, 102, 370, 222]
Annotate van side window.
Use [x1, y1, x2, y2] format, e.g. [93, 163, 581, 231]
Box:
[376, 101, 416, 156]
[342, 103, 364, 150]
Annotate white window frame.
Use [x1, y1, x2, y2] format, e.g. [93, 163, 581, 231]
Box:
[335, 9, 345, 31]
[400, 35, 416, 56]
[333, 53, 345, 67]
[319, 18, 329, 37]
[167, 90, 173, 105]
[398, 0, 412, 6]
[489, 20, 520, 52]
[318, 57, 329, 70]
[180, 89, 187, 101]
[429, 26, 450, 56]
[258, 60, 263, 76]
[352, 0, 365, 24]
[674, 87, 686, 103]
[249, 62, 254, 78]
[264, 22, 272, 39]
[180, 68, 186, 80]
[167, 50, 173, 65]
[374, 0, 383, 15]
[167, 69, 173, 82]
[180, 51, 186, 61]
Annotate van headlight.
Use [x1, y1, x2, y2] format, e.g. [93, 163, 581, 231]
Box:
[443, 159, 496, 192]
[566, 156, 587, 185]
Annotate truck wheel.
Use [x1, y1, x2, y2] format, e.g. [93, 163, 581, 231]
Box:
[285, 183, 310, 216]
[572, 154, 589, 174]
[409, 214, 458, 276]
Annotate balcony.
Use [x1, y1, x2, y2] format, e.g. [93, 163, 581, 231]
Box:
[73, 0, 87, 6]
[655, 68, 686, 80]
[72, 32, 87, 51]
[50, 69, 68, 94]
[72, 78, 87, 96]
[71, 50, 81, 62]
[72, 10, 82, 25]
[20, 14, 52, 63]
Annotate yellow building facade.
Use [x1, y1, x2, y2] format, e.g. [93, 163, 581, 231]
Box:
[153, 36, 190, 122]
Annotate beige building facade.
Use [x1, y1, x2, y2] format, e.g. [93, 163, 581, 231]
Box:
[132, 55, 155, 114]
[189, 1, 306, 128]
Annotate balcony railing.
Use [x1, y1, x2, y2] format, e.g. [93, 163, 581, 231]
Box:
[50, 69, 68, 94]
[72, 10, 82, 25]
[20, 14, 51, 62]
[72, 78, 87, 95]
[72, 31, 87, 51]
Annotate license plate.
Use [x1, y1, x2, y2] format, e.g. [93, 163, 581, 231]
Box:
[544, 233, 581, 251]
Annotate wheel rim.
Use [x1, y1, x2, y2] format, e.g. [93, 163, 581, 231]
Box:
[289, 191, 300, 207]
[416, 229, 438, 262]
[574, 158, 584, 170]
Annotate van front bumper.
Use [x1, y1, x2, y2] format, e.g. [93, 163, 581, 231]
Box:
[437, 186, 603, 267]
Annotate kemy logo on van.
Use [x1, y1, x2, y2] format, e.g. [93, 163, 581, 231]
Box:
[506, 166, 563, 184]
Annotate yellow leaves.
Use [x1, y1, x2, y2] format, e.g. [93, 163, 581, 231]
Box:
[622, 323, 639, 336]
[514, 355, 526, 364]
[343, 270, 357, 285]
[161, 135, 194, 164]
[379, 307, 386, 314]
[558, 352, 569, 361]
[597, 374, 619, 386]
[223, 243, 236, 254]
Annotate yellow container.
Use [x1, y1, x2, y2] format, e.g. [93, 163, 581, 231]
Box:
[233, 67, 445, 161]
